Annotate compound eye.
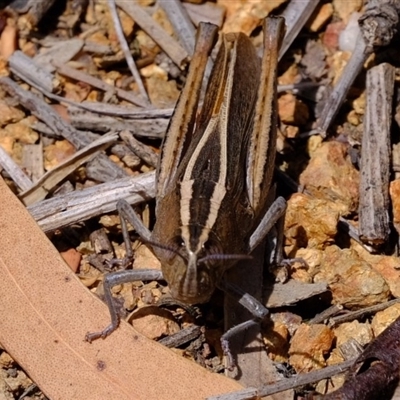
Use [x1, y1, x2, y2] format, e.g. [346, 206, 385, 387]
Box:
[201, 239, 222, 260]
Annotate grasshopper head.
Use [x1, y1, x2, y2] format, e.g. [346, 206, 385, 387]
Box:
[156, 227, 225, 304]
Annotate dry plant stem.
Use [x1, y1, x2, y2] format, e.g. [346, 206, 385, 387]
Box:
[19, 132, 118, 206]
[158, 0, 196, 54]
[28, 171, 156, 232]
[107, 0, 149, 103]
[115, 0, 189, 69]
[359, 63, 395, 244]
[55, 63, 148, 107]
[9, 51, 55, 93]
[329, 298, 400, 327]
[68, 109, 168, 139]
[207, 358, 357, 400]
[119, 130, 158, 168]
[0, 145, 32, 191]
[315, 32, 370, 137]
[279, 0, 320, 60]
[8, 0, 56, 24]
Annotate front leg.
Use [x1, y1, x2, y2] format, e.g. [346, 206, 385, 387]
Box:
[86, 199, 159, 341]
[107, 199, 152, 268]
[86, 269, 164, 342]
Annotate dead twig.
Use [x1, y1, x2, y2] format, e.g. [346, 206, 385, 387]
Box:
[107, 0, 149, 104]
[359, 63, 395, 245]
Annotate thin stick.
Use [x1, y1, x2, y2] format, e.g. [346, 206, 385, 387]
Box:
[107, 0, 150, 104]
[207, 358, 356, 400]
[329, 298, 400, 327]
[279, 0, 320, 60]
[314, 30, 370, 137]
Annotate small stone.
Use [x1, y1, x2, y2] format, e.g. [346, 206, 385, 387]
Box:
[278, 93, 309, 125]
[0, 352, 14, 368]
[347, 109, 360, 126]
[358, 252, 400, 298]
[300, 141, 359, 213]
[220, 0, 286, 34]
[334, 320, 373, 347]
[308, 3, 334, 32]
[0, 101, 24, 126]
[314, 246, 390, 308]
[132, 244, 161, 271]
[333, 0, 363, 23]
[390, 179, 400, 234]
[371, 303, 400, 336]
[60, 248, 82, 273]
[289, 324, 334, 372]
[129, 306, 180, 340]
[284, 193, 341, 250]
[44, 140, 76, 170]
[323, 21, 346, 51]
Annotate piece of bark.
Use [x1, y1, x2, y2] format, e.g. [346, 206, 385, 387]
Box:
[265, 280, 328, 308]
[9, 51, 56, 93]
[0, 176, 243, 400]
[159, 0, 196, 54]
[359, 63, 395, 245]
[158, 325, 202, 348]
[33, 39, 84, 73]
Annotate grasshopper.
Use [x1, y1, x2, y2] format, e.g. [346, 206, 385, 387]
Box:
[86, 16, 286, 364]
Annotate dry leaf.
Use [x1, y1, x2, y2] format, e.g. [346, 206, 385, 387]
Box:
[0, 177, 242, 400]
